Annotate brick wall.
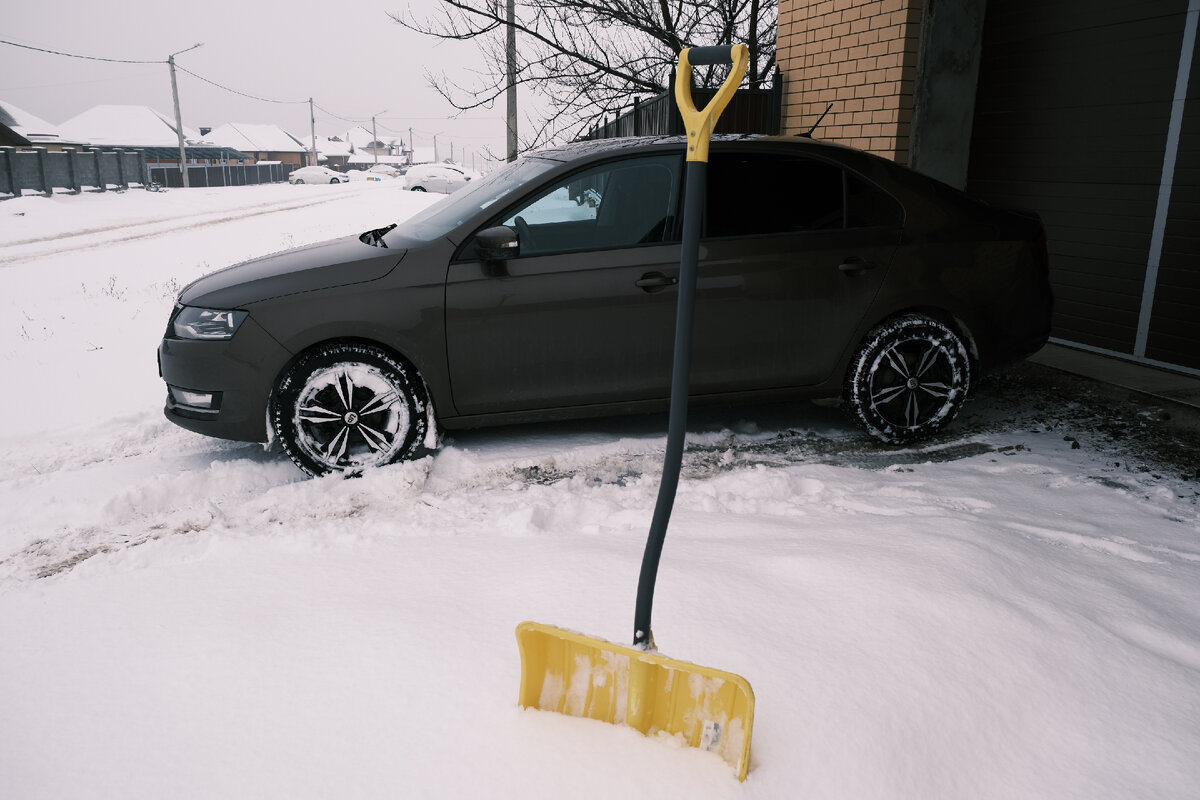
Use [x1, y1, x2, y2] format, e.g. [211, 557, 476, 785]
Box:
[777, 0, 924, 162]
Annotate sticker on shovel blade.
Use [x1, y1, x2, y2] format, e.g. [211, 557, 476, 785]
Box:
[700, 720, 722, 751]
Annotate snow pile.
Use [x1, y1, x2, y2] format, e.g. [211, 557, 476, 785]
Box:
[1, 180, 1198, 799]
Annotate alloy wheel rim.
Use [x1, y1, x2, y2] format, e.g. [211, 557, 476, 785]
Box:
[867, 336, 959, 430]
[293, 364, 409, 470]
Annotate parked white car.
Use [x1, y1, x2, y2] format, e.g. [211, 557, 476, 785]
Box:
[367, 164, 403, 178]
[289, 166, 347, 184]
[345, 170, 384, 182]
[403, 164, 470, 193]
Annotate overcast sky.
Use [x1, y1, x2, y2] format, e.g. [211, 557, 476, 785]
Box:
[1, 0, 514, 169]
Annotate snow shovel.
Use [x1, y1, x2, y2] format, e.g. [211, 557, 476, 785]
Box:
[517, 43, 755, 781]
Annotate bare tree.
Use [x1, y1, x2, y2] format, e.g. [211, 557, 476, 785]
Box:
[390, 0, 776, 153]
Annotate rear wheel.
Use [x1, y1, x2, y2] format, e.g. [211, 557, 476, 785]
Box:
[843, 314, 971, 444]
[294, 178, 305, 184]
[272, 343, 429, 476]
[410, 186, 426, 192]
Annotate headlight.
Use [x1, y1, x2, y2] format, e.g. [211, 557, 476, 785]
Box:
[172, 306, 248, 340]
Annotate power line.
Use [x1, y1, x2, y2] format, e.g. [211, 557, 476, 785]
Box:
[375, 121, 411, 137]
[313, 102, 367, 124]
[381, 114, 503, 121]
[0, 38, 162, 64]
[174, 65, 307, 105]
[311, 107, 410, 141]
[2, 38, 305, 107]
[3, 36, 505, 149]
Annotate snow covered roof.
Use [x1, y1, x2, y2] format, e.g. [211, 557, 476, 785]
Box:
[346, 154, 408, 167]
[57, 105, 202, 147]
[317, 137, 354, 158]
[343, 125, 378, 148]
[343, 125, 406, 149]
[0, 100, 65, 144]
[205, 123, 308, 153]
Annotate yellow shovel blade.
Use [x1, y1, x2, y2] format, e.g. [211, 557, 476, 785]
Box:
[516, 621, 754, 781]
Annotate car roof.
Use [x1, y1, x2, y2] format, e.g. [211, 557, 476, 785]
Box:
[523, 134, 956, 201]
[512, 134, 992, 232]
[527, 133, 891, 166]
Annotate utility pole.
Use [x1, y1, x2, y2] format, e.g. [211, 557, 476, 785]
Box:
[506, 0, 517, 162]
[434, 134, 439, 163]
[408, 127, 414, 164]
[167, 43, 202, 188]
[372, 110, 387, 164]
[309, 98, 317, 167]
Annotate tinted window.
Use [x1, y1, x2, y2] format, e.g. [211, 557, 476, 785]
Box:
[499, 154, 681, 256]
[707, 153, 843, 236]
[706, 152, 901, 236]
[847, 173, 903, 228]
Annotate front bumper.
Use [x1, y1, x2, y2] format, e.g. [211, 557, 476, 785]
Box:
[158, 315, 292, 443]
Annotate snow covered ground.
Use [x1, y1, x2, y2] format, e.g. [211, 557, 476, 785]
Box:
[1, 179, 1198, 799]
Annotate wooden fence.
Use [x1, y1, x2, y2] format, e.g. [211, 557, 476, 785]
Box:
[580, 69, 784, 140]
[0, 147, 146, 196]
[147, 162, 291, 189]
[1, 147, 292, 196]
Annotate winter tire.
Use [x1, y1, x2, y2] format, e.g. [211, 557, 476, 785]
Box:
[272, 343, 429, 476]
[294, 179, 305, 184]
[411, 186, 426, 192]
[844, 314, 971, 444]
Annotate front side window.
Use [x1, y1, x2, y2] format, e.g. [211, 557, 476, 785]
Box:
[497, 154, 681, 256]
[394, 156, 558, 242]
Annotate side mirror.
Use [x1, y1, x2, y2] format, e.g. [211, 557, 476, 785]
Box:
[475, 225, 519, 261]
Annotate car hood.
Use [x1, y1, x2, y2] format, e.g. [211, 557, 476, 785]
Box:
[178, 234, 407, 309]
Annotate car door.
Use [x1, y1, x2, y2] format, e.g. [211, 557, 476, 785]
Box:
[444, 153, 684, 415]
[423, 169, 441, 193]
[689, 148, 903, 392]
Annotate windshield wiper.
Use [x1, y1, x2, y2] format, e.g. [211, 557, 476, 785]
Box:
[359, 223, 397, 248]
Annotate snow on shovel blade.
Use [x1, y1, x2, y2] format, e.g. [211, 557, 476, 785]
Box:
[515, 621, 754, 781]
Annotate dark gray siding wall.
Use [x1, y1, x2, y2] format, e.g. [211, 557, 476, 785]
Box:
[1147, 45, 1200, 370]
[966, 0, 1194, 367]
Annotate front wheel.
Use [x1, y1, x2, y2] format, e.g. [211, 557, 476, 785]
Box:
[271, 343, 430, 476]
[843, 314, 971, 444]
[294, 179, 305, 184]
[410, 185, 426, 192]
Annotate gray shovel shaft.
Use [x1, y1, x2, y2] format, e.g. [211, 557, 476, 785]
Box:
[633, 159, 706, 648]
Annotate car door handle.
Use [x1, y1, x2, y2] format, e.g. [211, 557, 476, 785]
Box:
[838, 256, 878, 275]
[636, 272, 678, 291]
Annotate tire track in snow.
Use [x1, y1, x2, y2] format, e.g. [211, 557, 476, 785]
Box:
[4, 393, 1196, 585]
[0, 424, 1005, 584]
[0, 193, 347, 267]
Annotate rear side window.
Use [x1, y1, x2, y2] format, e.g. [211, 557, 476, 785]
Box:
[706, 152, 901, 236]
[847, 173, 903, 228]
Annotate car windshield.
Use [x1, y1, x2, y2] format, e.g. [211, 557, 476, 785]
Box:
[387, 157, 560, 243]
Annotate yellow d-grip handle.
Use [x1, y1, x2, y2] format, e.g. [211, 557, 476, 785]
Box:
[674, 43, 750, 162]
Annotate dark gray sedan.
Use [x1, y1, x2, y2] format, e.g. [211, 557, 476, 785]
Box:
[158, 135, 1052, 476]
